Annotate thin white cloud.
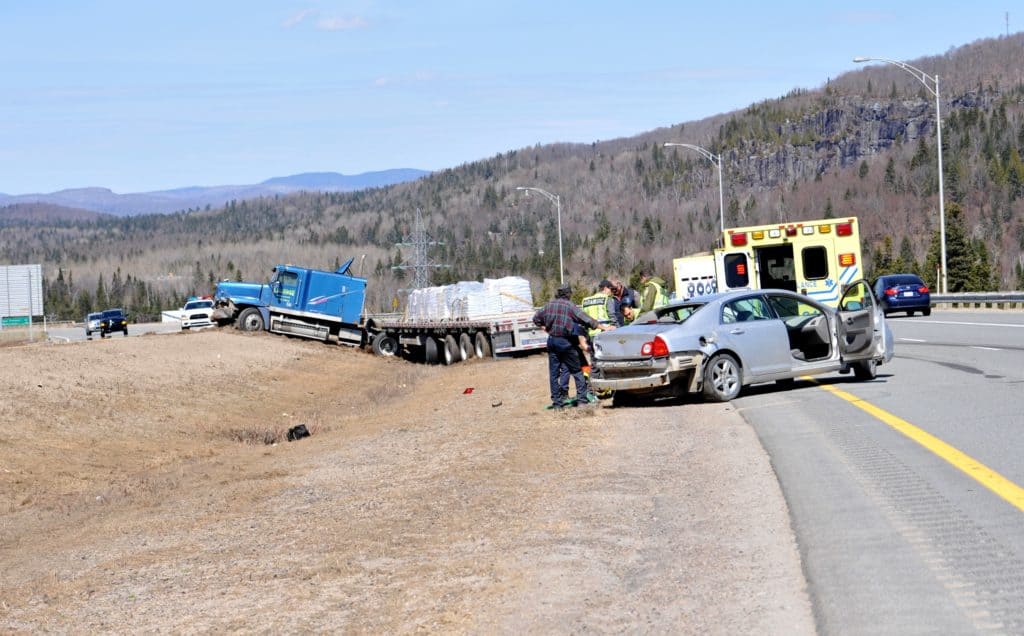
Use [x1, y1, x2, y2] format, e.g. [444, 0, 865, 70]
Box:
[316, 16, 369, 31]
[282, 9, 316, 29]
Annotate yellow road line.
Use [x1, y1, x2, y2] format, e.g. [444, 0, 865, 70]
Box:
[814, 382, 1024, 513]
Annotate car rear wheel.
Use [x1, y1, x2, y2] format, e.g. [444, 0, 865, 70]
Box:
[612, 391, 638, 408]
[853, 358, 878, 380]
[923, 308, 931, 316]
[703, 353, 741, 402]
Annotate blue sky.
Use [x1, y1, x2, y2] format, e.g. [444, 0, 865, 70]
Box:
[0, 1, 1015, 194]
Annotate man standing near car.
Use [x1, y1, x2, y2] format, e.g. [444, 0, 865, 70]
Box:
[638, 269, 670, 314]
[533, 284, 614, 410]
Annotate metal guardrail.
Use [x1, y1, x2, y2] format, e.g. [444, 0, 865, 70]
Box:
[931, 292, 1024, 309]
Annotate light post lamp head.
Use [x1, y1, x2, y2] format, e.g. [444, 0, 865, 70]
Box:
[852, 56, 870, 63]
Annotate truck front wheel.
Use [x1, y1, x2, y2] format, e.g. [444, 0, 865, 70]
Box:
[237, 308, 264, 332]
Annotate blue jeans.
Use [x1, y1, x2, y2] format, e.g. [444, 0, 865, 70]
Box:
[547, 336, 587, 403]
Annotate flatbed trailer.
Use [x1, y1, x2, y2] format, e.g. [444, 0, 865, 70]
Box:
[365, 310, 547, 365]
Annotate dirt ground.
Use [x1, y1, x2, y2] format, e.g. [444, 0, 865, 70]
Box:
[0, 328, 814, 633]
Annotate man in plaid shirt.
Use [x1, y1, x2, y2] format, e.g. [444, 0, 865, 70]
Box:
[533, 284, 615, 409]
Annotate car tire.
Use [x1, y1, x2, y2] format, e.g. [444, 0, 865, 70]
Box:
[612, 391, 638, 408]
[923, 308, 931, 316]
[237, 307, 264, 332]
[853, 358, 878, 380]
[703, 353, 741, 402]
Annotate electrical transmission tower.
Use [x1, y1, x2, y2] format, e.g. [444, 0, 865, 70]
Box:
[392, 208, 448, 289]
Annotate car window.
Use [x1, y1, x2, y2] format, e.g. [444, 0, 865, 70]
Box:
[891, 275, 924, 286]
[765, 294, 823, 320]
[722, 297, 772, 323]
[839, 281, 874, 311]
[654, 303, 702, 324]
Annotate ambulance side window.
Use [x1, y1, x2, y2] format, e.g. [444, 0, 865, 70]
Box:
[723, 254, 749, 288]
[802, 246, 828, 280]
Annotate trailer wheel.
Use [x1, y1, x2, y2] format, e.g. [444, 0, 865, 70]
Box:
[442, 335, 458, 365]
[474, 332, 492, 358]
[423, 336, 440, 365]
[458, 333, 473, 361]
[237, 307, 264, 332]
[371, 333, 399, 357]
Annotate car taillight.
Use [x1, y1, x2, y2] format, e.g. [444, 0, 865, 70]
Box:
[836, 221, 854, 236]
[918, 286, 929, 293]
[640, 336, 670, 357]
[885, 288, 897, 296]
[838, 252, 856, 266]
[729, 232, 747, 247]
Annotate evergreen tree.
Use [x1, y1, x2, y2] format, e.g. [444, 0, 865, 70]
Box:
[870, 236, 894, 279]
[898, 236, 919, 276]
[970, 240, 996, 291]
[95, 276, 108, 309]
[925, 203, 972, 291]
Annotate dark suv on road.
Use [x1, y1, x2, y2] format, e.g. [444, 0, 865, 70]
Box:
[98, 308, 129, 337]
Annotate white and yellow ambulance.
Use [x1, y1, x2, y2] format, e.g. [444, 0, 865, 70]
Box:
[672, 217, 863, 308]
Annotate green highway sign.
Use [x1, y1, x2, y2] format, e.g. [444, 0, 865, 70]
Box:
[1, 316, 30, 327]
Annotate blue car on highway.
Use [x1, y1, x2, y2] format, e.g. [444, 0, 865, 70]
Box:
[873, 274, 931, 316]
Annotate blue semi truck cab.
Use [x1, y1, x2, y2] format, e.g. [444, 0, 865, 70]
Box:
[212, 258, 368, 346]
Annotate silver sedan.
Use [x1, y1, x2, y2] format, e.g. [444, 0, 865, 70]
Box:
[591, 280, 894, 405]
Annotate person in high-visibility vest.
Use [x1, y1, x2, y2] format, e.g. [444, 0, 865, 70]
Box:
[580, 279, 617, 338]
[638, 269, 670, 314]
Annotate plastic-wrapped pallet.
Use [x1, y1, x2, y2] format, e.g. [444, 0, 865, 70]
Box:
[484, 276, 534, 313]
[406, 277, 533, 321]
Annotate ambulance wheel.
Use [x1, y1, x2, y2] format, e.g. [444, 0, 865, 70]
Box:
[442, 335, 458, 365]
[474, 332, 492, 358]
[458, 333, 474, 361]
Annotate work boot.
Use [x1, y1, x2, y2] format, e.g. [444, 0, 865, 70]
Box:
[582, 392, 599, 404]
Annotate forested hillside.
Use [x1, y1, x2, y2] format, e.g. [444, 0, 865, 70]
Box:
[3, 33, 1024, 320]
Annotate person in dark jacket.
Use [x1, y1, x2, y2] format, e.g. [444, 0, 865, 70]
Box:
[611, 280, 638, 327]
[533, 284, 614, 409]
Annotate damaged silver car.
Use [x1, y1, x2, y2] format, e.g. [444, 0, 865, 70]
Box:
[591, 280, 893, 406]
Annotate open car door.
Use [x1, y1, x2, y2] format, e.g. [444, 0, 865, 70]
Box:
[836, 280, 878, 359]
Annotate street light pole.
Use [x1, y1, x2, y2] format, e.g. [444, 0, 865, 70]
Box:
[663, 142, 725, 233]
[854, 56, 947, 294]
[516, 186, 564, 284]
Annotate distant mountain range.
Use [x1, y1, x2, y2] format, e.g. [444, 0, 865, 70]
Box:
[0, 169, 430, 217]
